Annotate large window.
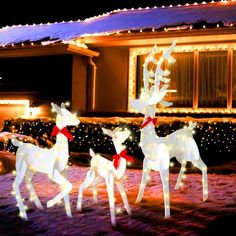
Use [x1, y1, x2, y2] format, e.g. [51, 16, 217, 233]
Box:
[135, 49, 231, 109]
[136, 52, 193, 107]
[198, 51, 227, 108]
[233, 51, 236, 107]
[166, 52, 193, 107]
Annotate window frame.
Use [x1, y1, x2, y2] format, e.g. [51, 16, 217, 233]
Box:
[128, 44, 235, 114]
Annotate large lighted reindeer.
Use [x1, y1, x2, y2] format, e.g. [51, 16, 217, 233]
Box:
[131, 42, 208, 214]
[11, 103, 80, 220]
[130, 42, 176, 218]
[77, 127, 134, 226]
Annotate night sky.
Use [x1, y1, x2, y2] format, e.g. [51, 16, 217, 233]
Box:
[0, 0, 199, 27]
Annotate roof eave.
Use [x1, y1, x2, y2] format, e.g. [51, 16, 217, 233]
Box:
[0, 43, 99, 58]
[80, 28, 236, 47]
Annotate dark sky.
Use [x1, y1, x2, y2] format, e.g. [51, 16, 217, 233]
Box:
[0, 0, 199, 27]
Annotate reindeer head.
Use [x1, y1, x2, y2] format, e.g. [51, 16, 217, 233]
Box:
[130, 41, 177, 116]
[102, 127, 130, 144]
[51, 102, 80, 128]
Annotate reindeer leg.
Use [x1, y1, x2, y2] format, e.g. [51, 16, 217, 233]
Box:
[25, 170, 43, 209]
[47, 169, 72, 212]
[77, 169, 96, 211]
[92, 176, 103, 204]
[12, 160, 28, 220]
[135, 158, 151, 203]
[193, 158, 208, 201]
[117, 180, 131, 215]
[106, 172, 116, 226]
[159, 167, 170, 218]
[61, 169, 72, 217]
[175, 160, 187, 190]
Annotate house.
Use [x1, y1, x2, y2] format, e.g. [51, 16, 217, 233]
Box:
[0, 0, 236, 122]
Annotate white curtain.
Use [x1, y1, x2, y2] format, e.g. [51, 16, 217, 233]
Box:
[167, 52, 193, 107]
[233, 51, 236, 107]
[136, 52, 194, 107]
[199, 51, 227, 108]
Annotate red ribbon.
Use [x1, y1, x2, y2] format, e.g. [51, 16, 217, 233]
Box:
[141, 116, 158, 129]
[112, 149, 135, 169]
[51, 125, 74, 141]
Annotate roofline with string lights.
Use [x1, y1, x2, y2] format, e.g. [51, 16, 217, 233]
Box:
[0, 0, 235, 49]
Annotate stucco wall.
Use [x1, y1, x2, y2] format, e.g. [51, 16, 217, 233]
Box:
[93, 46, 129, 112]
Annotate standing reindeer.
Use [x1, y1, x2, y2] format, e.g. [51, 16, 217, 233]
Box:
[130, 41, 208, 215]
[77, 127, 134, 226]
[11, 103, 80, 220]
[130, 42, 176, 218]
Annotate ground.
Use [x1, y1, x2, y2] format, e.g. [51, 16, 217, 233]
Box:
[0, 166, 236, 236]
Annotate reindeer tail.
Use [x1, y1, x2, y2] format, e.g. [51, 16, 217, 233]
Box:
[11, 138, 22, 147]
[183, 122, 197, 137]
[187, 122, 197, 130]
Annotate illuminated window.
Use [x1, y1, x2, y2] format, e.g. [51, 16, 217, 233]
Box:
[136, 52, 194, 107]
[198, 51, 227, 108]
[232, 51, 236, 107]
[130, 45, 236, 113]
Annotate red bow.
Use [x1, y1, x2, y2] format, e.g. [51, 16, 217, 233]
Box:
[141, 116, 158, 129]
[51, 125, 74, 141]
[112, 150, 135, 169]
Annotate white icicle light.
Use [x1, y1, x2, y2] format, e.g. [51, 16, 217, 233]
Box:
[130, 41, 208, 218]
[12, 102, 80, 220]
[77, 127, 134, 226]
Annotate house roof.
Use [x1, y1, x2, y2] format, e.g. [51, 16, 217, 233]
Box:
[0, 1, 236, 46]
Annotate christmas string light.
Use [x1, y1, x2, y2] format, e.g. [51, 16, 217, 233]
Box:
[2, 117, 236, 168]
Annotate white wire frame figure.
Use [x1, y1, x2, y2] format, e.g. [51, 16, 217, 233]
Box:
[130, 41, 208, 219]
[77, 127, 134, 226]
[11, 102, 80, 220]
[130, 42, 177, 218]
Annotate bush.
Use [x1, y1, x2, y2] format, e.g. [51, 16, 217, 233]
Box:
[1, 117, 236, 167]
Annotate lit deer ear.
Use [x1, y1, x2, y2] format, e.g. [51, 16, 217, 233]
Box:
[51, 103, 63, 115]
[130, 99, 148, 115]
[61, 103, 66, 109]
[122, 130, 131, 140]
[102, 128, 117, 139]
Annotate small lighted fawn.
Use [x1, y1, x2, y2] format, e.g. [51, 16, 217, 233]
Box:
[77, 127, 134, 226]
[12, 103, 80, 220]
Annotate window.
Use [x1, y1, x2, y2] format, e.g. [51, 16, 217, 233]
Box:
[166, 52, 193, 107]
[132, 46, 234, 112]
[136, 52, 194, 107]
[198, 51, 227, 108]
[233, 51, 236, 107]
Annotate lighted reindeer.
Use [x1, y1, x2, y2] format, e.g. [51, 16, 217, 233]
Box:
[11, 103, 80, 220]
[77, 127, 134, 226]
[130, 42, 176, 218]
[131, 41, 208, 214]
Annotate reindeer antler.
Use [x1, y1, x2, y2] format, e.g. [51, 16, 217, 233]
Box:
[143, 40, 177, 106]
[143, 44, 158, 95]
